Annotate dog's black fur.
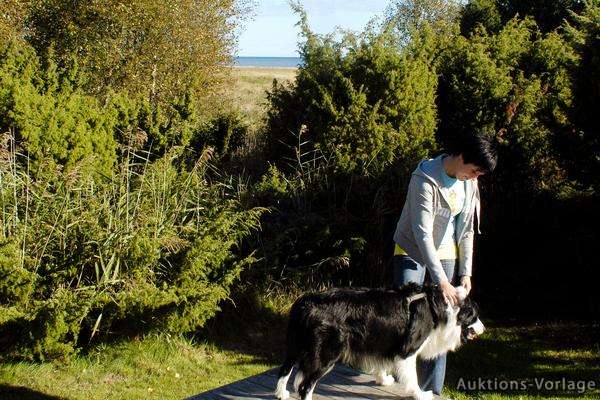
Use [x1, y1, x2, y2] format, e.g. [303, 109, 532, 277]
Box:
[277, 282, 479, 399]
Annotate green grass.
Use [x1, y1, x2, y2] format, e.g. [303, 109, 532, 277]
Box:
[0, 289, 291, 400]
[444, 321, 600, 399]
[1, 334, 272, 400]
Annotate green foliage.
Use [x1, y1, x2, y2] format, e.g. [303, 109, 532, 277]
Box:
[253, 164, 289, 202]
[248, 7, 440, 289]
[250, 3, 599, 323]
[245, 136, 364, 286]
[0, 0, 29, 42]
[460, 0, 585, 34]
[460, 0, 503, 35]
[109, 90, 201, 157]
[266, 8, 437, 177]
[0, 0, 262, 362]
[17, 0, 249, 108]
[28, 288, 94, 359]
[437, 17, 578, 193]
[254, 5, 438, 289]
[0, 40, 117, 178]
[564, 0, 600, 191]
[385, 0, 461, 45]
[0, 145, 264, 360]
[0, 238, 35, 306]
[0, 40, 244, 177]
[189, 111, 249, 161]
[2, 0, 599, 363]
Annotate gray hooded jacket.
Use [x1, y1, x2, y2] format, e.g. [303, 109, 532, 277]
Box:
[392, 154, 481, 283]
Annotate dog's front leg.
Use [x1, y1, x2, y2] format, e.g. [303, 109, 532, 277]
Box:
[374, 370, 395, 386]
[393, 356, 433, 400]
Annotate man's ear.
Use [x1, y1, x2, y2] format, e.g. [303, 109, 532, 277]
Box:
[455, 286, 468, 303]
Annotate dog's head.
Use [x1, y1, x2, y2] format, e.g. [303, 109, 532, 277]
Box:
[456, 297, 485, 343]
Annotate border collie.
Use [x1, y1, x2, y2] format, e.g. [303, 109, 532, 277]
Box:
[275, 282, 484, 400]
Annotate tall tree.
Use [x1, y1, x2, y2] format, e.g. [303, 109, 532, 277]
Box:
[564, 0, 600, 191]
[385, 0, 461, 45]
[7, 0, 252, 110]
[461, 0, 586, 35]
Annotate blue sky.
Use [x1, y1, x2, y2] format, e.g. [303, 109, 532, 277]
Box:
[237, 0, 391, 57]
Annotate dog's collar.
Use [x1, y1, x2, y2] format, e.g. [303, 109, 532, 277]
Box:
[406, 292, 426, 304]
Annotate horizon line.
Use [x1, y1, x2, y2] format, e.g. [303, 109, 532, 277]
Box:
[236, 55, 302, 58]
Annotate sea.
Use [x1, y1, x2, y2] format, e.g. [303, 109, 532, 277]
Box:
[234, 56, 303, 68]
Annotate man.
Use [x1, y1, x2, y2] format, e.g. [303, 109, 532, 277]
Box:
[392, 133, 497, 396]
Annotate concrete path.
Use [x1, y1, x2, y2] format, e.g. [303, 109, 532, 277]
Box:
[189, 363, 440, 399]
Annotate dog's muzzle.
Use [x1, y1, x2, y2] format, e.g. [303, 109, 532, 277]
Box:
[467, 318, 485, 338]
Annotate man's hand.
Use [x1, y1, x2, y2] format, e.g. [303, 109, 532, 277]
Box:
[439, 280, 459, 306]
[460, 275, 472, 295]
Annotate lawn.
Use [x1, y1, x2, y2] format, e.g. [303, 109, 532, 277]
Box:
[0, 335, 272, 400]
[444, 321, 600, 399]
[0, 289, 290, 400]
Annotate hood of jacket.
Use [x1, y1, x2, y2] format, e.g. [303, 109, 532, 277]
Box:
[413, 154, 481, 234]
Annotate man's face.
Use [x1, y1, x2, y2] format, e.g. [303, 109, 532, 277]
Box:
[456, 155, 486, 181]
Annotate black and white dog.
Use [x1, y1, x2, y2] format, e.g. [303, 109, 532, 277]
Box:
[275, 282, 485, 400]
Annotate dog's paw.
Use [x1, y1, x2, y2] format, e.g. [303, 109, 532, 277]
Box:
[416, 390, 434, 400]
[275, 389, 290, 400]
[378, 374, 395, 386]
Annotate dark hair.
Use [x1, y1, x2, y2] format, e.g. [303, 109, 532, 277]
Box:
[449, 133, 498, 173]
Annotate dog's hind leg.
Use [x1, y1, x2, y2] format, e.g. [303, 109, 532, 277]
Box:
[297, 363, 335, 400]
[298, 325, 343, 400]
[275, 356, 295, 400]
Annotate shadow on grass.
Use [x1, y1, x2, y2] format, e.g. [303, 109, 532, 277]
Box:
[195, 289, 290, 366]
[0, 385, 67, 400]
[446, 321, 600, 397]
